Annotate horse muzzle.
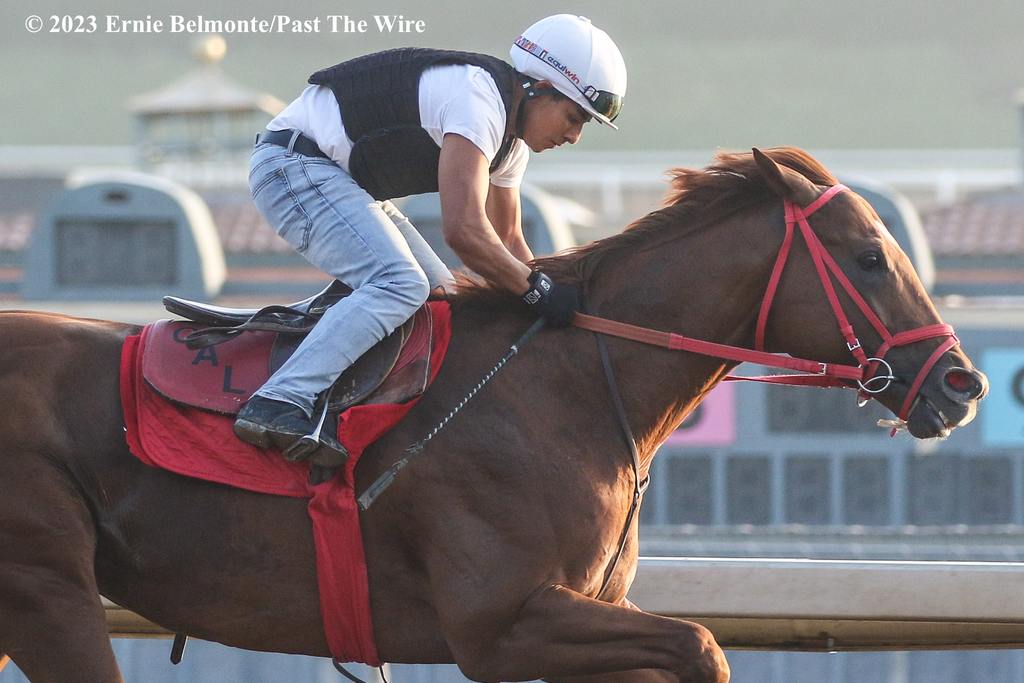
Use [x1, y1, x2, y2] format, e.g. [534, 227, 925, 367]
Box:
[904, 366, 987, 439]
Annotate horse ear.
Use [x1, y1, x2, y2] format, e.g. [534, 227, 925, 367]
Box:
[752, 148, 794, 199]
[752, 148, 819, 203]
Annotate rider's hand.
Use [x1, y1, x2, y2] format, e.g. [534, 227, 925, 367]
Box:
[521, 271, 580, 327]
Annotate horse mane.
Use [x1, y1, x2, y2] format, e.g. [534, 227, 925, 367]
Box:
[447, 146, 839, 310]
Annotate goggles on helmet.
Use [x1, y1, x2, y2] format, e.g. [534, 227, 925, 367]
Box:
[581, 85, 623, 123]
[513, 36, 623, 122]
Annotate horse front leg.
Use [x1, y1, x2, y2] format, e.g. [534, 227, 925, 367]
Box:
[437, 584, 729, 682]
[542, 598, 695, 683]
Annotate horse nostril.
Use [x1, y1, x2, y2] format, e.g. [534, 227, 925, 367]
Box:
[944, 367, 984, 400]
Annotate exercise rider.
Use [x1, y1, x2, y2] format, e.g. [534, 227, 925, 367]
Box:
[235, 14, 628, 462]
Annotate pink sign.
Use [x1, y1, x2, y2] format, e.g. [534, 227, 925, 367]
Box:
[666, 382, 736, 446]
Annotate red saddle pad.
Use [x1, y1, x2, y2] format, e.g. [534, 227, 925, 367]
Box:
[119, 301, 453, 665]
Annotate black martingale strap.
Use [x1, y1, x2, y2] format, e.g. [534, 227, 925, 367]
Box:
[356, 299, 648, 599]
[590, 306, 650, 601]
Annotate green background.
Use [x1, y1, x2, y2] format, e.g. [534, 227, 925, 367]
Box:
[3, 0, 1023, 150]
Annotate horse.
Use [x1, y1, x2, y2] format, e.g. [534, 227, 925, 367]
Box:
[0, 148, 987, 683]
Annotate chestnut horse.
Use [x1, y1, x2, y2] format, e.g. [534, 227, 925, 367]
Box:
[0, 148, 986, 682]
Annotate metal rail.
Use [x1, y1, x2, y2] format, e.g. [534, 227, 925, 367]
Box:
[105, 557, 1024, 651]
[628, 557, 1024, 650]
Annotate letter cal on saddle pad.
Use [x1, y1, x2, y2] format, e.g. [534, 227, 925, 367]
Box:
[119, 301, 453, 666]
[142, 321, 277, 414]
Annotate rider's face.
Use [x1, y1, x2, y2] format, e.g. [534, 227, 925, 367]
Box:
[520, 86, 592, 153]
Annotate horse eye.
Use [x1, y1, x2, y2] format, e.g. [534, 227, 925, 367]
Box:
[857, 250, 884, 271]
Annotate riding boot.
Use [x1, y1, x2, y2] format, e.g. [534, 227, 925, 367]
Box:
[234, 396, 348, 465]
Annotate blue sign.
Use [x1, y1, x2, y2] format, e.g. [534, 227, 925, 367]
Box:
[981, 349, 1024, 447]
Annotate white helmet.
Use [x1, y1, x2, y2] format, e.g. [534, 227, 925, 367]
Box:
[510, 14, 627, 129]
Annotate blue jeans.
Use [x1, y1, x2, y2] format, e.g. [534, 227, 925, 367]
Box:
[248, 141, 453, 415]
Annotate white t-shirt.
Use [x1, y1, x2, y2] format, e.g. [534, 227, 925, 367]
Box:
[268, 63, 529, 188]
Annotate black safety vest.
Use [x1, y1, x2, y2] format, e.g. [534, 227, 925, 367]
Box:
[308, 48, 524, 200]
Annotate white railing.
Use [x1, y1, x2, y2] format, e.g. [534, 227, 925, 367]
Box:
[2, 147, 1019, 206]
[105, 557, 1024, 650]
[526, 148, 1023, 214]
[629, 557, 1024, 650]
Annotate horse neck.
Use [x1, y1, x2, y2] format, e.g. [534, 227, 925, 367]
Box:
[580, 206, 774, 466]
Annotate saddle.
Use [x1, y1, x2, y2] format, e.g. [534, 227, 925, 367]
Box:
[147, 281, 435, 476]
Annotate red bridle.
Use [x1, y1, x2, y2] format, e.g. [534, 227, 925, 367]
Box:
[573, 185, 959, 433]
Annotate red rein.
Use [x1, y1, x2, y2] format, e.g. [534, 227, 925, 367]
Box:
[572, 185, 958, 435]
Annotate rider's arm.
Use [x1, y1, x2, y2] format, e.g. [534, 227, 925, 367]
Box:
[438, 132, 532, 295]
[486, 184, 534, 265]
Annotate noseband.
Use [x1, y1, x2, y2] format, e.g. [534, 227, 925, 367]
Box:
[574, 184, 959, 432]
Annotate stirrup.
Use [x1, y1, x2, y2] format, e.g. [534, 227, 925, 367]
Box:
[283, 434, 321, 462]
[282, 395, 349, 465]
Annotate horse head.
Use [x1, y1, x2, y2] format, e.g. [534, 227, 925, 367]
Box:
[749, 147, 987, 438]
[493, 146, 985, 443]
